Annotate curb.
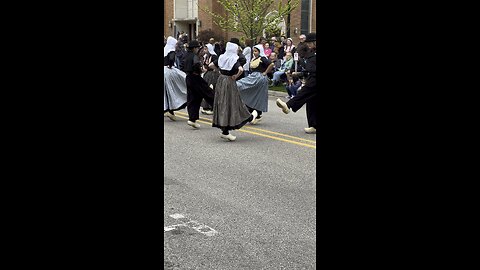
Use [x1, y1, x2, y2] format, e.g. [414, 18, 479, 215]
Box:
[268, 90, 287, 98]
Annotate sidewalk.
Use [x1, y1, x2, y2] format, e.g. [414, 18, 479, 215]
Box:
[268, 89, 287, 98]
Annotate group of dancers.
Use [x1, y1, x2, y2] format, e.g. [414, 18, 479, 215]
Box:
[164, 33, 317, 141]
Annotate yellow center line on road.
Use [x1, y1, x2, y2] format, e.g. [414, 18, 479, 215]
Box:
[174, 111, 214, 122]
[236, 129, 316, 149]
[175, 111, 316, 144]
[169, 112, 316, 149]
[171, 114, 214, 126]
[241, 126, 316, 144]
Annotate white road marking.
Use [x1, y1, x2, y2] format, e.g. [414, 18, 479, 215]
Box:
[169, 213, 185, 219]
[165, 213, 218, 236]
[164, 225, 183, 232]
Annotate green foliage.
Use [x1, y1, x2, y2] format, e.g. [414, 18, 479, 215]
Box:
[197, 29, 223, 44]
[199, 0, 299, 41]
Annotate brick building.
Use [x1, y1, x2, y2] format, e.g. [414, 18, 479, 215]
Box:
[164, 0, 316, 45]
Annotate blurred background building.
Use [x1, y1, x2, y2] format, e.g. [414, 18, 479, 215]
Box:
[164, 0, 316, 44]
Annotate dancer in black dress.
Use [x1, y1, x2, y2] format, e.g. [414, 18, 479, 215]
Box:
[164, 36, 187, 121]
[209, 42, 258, 141]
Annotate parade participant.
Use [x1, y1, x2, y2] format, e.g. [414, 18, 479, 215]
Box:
[175, 39, 186, 70]
[276, 33, 317, 134]
[242, 39, 253, 77]
[181, 40, 215, 128]
[208, 42, 257, 141]
[164, 36, 187, 121]
[229, 38, 247, 80]
[200, 43, 220, 115]
[236, 44, 274, 125]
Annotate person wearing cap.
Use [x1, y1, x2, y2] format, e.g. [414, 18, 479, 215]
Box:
[164, 36, 187, 121]
[276, 32, 317, 134]
[181, 40, 215, 129]
[200, 43, 220, 115]
[208, 42, 258, 141]
[235, 44, 274, 125]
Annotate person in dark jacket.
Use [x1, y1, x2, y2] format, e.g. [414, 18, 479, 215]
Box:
[276, 33, 317, 134]
[181, 40, 215, 128]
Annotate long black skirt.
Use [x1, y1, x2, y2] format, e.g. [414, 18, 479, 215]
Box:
[201, 70, 220, 109]
[212, 74, 252, 130]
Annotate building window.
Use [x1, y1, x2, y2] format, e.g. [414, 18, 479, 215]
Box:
[301, 0, 310, 35]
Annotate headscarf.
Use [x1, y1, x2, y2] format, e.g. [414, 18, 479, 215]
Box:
[218, 42, 239, 70]
[206, 43, 217, 56]
[164, 36, 177, 57]
[253, 44, 266, 58]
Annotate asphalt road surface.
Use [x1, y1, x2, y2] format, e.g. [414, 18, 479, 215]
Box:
[164, 94, 317, 270]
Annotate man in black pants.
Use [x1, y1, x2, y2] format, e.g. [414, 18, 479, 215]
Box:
[181, 40, 215, 128]
[276, 33, 317, 134]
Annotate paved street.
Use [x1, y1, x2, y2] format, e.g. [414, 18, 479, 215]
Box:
[164, 93, 316, 269]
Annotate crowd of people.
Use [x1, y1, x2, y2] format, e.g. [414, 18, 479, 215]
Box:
[163, 32, 317, 141]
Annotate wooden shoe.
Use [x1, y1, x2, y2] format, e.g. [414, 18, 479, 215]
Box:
[304, 127, 316, 134]
[276, 98, 290, 114]
[221, 134, 236, 141]
[201, 108, 213, 115]
[251, 116, 262, 125]
[250, 110, 258, 124]
[187, 121, 200, 128]
[164, 112, 176, 121]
